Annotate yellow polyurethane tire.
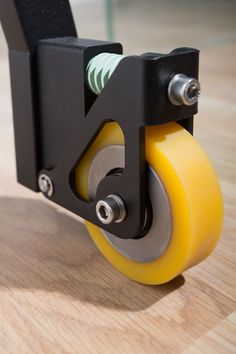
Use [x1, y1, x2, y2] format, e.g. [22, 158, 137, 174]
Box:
[76, 121, 223, 285]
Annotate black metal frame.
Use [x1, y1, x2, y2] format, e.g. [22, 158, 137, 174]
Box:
[0, 0, 199, 239]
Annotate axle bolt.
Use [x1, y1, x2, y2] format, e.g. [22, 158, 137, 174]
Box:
[96, 194, 126, 225]
[168, 73, 201, 106]
[38, 174, 54, 197]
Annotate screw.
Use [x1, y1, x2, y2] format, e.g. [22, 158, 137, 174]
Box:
[168, 73, 201, 106]
[38, 174, 54, 197]
[96, 194, 126, 225]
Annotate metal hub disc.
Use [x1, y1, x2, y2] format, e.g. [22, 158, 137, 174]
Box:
[88, 145, 172, 262]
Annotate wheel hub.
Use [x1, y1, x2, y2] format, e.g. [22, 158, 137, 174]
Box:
[88, 145, 172, 262]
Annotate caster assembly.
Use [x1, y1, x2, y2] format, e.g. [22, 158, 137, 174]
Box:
[0, 0, 223, 284]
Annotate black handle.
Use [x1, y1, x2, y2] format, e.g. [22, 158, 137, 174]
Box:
[0, 0, 77, 52]
[0, 0, 77, 191]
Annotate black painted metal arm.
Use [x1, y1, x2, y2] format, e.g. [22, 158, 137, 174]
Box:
[0, 0, 77, 52]
[0, 0, 77, 190]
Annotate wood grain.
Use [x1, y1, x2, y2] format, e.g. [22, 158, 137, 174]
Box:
[184, 312, 236, 354]
[0, 1, 235, 353]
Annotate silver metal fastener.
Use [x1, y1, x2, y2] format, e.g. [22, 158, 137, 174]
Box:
[168, 73, 201, 106]
[38, 174, 54, 197]
[96, 194, 126, 224]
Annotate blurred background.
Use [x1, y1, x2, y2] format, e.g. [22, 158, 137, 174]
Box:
[71, 0, 236, 53]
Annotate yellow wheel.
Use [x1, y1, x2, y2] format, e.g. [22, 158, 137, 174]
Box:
[75, 121, 223, 285]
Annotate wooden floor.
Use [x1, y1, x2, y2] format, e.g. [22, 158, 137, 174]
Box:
[0, 1, 235, 353]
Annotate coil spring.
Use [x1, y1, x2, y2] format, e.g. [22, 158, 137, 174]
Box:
[86, 53, 125, 95]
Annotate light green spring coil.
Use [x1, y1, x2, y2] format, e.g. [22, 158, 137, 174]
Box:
[86, 53, 126, 95]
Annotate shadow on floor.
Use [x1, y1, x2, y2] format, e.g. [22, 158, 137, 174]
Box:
[0, 197, 184, 311]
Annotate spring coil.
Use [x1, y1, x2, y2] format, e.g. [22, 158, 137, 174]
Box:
[86, 53, 126, 95]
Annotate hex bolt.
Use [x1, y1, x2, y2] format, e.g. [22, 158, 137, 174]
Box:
[168, 73, 201, 106]
[38, 174, 54, 197]
[96, 194, 126, 225]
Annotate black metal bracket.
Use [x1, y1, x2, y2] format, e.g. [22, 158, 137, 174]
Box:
[0, 0, 77, 190]
[0, 0, 199, 239]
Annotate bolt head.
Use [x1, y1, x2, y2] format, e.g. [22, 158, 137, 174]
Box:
[96, 194, 126, 225]
[96, 200, 114, 224]
[38, 174, 54, 197]
[168, 73, 201, 106]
